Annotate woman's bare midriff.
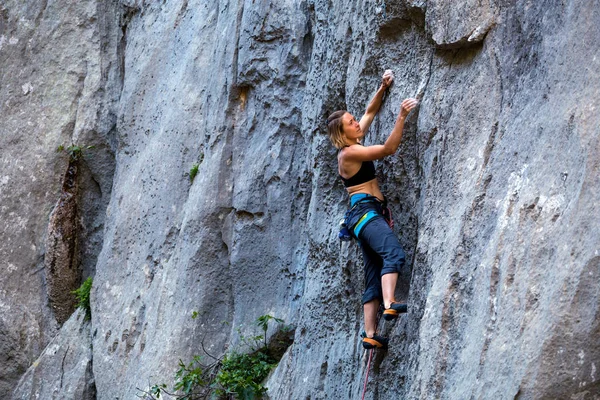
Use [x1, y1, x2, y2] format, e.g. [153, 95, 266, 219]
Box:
[346, 178, 384, 201]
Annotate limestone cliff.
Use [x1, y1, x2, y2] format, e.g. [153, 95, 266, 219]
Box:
[1, 0, 599, 399]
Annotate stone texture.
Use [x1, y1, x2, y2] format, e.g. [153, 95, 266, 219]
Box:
[423, 0, 497, 48]
[0, 0, 599, 399]
[403, 2, 600, 398]
[0, 0, 120, 393]
[90, 1, 312, 397]
[12, 309, 96, 400]
[45, 157, 82, 325]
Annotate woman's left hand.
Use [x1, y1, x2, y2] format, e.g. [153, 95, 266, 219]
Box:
[399, 98, 419, 119]
[382, 70, 394, 88]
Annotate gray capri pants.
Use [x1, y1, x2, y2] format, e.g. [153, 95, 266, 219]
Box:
[357, 210, 405, 304]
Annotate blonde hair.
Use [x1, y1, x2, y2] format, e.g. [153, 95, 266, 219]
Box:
[327, 110, 347, 149]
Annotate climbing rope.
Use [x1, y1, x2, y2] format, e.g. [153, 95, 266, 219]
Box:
[360, 306, 384, 400]
[361, 347, 375, 400]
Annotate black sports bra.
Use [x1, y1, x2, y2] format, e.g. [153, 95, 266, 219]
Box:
[340, 160, 376, 187]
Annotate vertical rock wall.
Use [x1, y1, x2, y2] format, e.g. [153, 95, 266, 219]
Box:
[12, 310, 96, 400]
[0, 0, 120, 395]
[406, 2, 600, 398]
[90, 1, 313, 397]
[1, 0, 599, 399]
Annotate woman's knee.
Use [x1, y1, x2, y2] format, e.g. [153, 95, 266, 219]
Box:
[381, 247, 405, 275]
[362, 286, 382, 304]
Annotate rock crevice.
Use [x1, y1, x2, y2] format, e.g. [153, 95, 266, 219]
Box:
[45, 155, 82, 325]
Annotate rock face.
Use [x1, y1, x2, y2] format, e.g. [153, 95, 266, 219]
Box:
[0, 0, 119, 395]
[1, 0, 599, 399]
[12, 309, 96, 400]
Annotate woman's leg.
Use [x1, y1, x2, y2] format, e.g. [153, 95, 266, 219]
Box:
[359, 217, 406, 308]
[364, 299, 379, 337]
[381, 272, 398, 309]
[360, 234, 383, 337]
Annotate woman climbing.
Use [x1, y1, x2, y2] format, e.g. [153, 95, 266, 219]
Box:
[327, 70, 418, 349]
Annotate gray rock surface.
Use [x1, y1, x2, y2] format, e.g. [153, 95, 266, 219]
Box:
[12, 309, 96, 400]
[0, 0, 119, 394]
[1, 0, 599, 399]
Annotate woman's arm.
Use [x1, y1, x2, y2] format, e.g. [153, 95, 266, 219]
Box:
[359, 73, 394, 134]
[346, 98, 419, 161]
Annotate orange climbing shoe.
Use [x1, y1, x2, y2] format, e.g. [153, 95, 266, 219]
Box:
[362, 334, 389, 349]
[383, 302, 407, 321]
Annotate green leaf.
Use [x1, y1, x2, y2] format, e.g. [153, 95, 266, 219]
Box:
[189, 163, 199, 182]
[71, 277, 92, 320]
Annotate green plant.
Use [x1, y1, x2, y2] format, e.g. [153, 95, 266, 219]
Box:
[189, 163, 199, 182]
[138, 314, 287, 400]
[174, 356, 207, 397]
[214, 315, 283, 399]
[72, 277, 92, 321]
[57, 144, 95, 161]
[143, 355, 217, 400]
[214, 351, 273, 399]
[149, 383, 167, 399]
[256, 315, 283, 349]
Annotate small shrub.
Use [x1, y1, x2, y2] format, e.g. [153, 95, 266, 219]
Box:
[142, 355, 218, 400]
[149, 383, 167, 399]
[214, 315, 283, 399]
[189, 163, 199, 182]
[215, 350, 274, 399]
[57, 144, 95, 161]
[173, 356, 207, 399]
[67, 145, 83, 160]
[138, 314, 287, 400]
[72, 277, 92, 320]
[256, 315, 283, 349]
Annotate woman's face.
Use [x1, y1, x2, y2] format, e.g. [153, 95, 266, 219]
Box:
[342, 112, 363, 143]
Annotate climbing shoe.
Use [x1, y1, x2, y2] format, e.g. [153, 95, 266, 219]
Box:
[383, 302, 408, 321]
[362, 334, 389, 349]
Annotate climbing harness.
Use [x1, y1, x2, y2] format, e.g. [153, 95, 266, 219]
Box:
[338, 195, 377, 241]
[339, 194, 394, 242]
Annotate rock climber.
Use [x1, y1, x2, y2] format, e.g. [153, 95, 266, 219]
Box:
[327, 70, 418, 349]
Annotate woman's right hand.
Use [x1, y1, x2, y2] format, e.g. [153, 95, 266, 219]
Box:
[399, 98, 419, 119]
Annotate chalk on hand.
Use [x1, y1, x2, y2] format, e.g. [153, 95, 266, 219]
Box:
[383, 69, 394, 88]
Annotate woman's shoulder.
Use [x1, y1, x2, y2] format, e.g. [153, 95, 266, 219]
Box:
[340, 144, 364, 153]
[340, 144, 366, 157]
[339, 145, 365, 167]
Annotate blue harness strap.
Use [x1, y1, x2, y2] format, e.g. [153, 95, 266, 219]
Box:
[353, 210, 378, 238]
[350, 193, 372, 207]
[349, 194, 382, 238]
